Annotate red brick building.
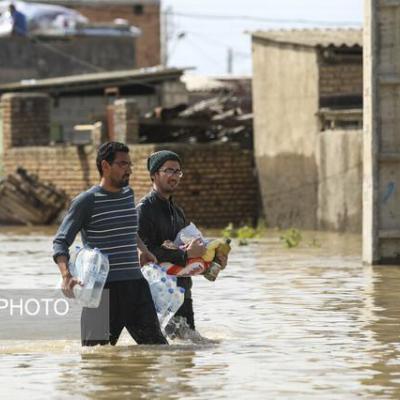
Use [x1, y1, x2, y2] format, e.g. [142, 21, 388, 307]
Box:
[29, 0, 161, 68]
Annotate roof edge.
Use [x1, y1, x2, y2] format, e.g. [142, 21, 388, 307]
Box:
[24, 0, 160, 6]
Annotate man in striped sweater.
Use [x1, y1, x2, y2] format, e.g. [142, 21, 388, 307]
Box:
[53, 142, 167, 346]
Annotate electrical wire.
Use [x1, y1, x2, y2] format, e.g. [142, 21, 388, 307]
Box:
[169, 11, 361, 27]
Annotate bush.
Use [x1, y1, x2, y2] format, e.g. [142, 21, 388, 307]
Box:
[280, 228, 302, 248]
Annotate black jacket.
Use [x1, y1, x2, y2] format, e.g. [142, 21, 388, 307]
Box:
[137, 190, 192, 296]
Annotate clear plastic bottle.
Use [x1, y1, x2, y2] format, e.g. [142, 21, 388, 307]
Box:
[170, 287, 185, 315]
[142, 263, 167, 282]
[142, 263, 186, 329]
[70, 247, 109, 308]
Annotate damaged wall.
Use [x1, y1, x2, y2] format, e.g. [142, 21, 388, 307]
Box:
[252, 39, 319, 229]
[1, 93, 258, 228]
[252, 31, 363, 232]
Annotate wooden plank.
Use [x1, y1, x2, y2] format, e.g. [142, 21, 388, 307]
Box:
[0, 168, 67, 225]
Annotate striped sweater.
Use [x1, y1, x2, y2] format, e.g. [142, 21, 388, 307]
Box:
[53, 185, 142, 282]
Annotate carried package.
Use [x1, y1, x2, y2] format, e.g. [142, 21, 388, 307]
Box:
[142, 263, 185, 330]
[161, 222, 231, 281]
[64, 246, 109, 308]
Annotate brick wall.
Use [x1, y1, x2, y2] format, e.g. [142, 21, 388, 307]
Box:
[2, 93, 50, 148]
[73, 4, 160, 68]
[319, 63, 363, 97]
[2, 94, 258, 228]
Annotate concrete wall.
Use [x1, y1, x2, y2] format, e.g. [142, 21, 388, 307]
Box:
[51, 94, 159, 141]
[0, 36, 136, 84]
[1, 93, 258, 228]
[317, 129, 363, 233]
[364, 0, 400, 263]
[0, 108, 3, 177]
[252, 39, 320, 229]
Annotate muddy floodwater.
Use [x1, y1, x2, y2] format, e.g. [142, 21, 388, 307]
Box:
[1, 227, 400, 399]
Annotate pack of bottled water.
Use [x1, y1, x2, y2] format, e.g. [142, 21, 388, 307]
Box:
[142, 263, 185, 330]
[66, 246, 109, 308]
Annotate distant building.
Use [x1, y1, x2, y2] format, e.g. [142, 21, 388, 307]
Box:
[252, 28, 363, 232]
[0, 35, 139, 84]
[25, 0, 161, 68]
[0, 66, 187, 142]
[181, 73, 252, 111]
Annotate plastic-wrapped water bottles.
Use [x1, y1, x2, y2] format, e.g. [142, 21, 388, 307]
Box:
[142, 263, 166, 282]
[67, 246, 109, 308]
[142, 263, 185, 330]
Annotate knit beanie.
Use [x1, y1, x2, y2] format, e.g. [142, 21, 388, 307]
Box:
[147, 150, 182, 175]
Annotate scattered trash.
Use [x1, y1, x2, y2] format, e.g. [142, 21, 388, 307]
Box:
[140, 95, 253, 148]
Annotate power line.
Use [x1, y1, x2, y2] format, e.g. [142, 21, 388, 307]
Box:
[185, 30, 252, 59]
[28, 35, 105, 73]
[169, 11, 361, 27]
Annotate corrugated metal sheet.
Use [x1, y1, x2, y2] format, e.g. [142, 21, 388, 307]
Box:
[0, 67, 184, 92]
[252, 28, 362, 48]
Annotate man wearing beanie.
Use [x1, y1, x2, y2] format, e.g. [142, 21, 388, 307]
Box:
[137, 150, 219, 339]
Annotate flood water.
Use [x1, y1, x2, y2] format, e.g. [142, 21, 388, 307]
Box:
[1, 227, 400, 399]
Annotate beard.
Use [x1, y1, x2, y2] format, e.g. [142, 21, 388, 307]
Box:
[112, 175, 130, 188]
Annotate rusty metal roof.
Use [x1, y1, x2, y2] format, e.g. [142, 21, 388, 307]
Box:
[252, 28, 362, 48]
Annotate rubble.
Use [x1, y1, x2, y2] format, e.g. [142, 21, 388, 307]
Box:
[0, 168, 67, 225]
[140, 95, 253, 148]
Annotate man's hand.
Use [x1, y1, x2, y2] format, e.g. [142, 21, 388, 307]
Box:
[215, 248, 228, 269]
[61, 272, 82, 298]
[56, 255, 82, 298]
[186, 238, 207, 259]
[139, 249, 158, 266]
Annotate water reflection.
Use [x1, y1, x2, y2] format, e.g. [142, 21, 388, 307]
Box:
[55, 344, 227, 400]
[361, 266, 400, 398]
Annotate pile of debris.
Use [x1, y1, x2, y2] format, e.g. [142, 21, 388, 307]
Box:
[140, 95, 253, 148]
[0, 168, 67, 225]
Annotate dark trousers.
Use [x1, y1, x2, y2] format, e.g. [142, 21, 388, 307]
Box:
[175, 297, 195, 330]
[81, 278, 168, 346]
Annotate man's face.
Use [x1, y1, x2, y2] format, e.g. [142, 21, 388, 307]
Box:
[153, 160, 182, 195]
[103, 151, 132, 188]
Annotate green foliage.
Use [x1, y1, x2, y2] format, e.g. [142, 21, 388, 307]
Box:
[308, 238, 321, 248]
[221, 223, 260, 246]
[237, 225, 259, 240]
[222, 223, 237, 239]
[280, 228, 302, 248]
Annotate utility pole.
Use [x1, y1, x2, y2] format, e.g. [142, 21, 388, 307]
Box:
[227, 47, 233, 74]
[161, 6, 173, 67]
